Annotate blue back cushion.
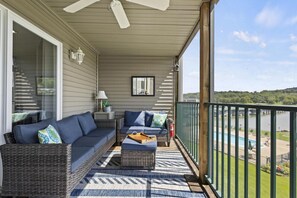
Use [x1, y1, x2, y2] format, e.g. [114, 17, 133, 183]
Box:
[145, 111, 154, 127]
[77, 112, 97, 135]
[57, 115, 83, 144]
[13, 118, 56, 144]
[124, 111, 145, 126]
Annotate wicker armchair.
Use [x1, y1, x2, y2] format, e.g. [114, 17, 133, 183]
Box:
[1, 119, 116, 198]
[116, 118, 170, 146]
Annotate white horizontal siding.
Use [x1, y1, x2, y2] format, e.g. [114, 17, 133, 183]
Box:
[99, 56, 175, 118]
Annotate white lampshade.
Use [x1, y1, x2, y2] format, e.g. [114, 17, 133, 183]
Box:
[96, 91, 108, 100]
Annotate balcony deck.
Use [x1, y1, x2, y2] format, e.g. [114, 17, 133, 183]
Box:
[71, 140, 208, 197]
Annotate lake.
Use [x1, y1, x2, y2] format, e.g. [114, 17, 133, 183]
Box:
[224, 112, 290, 131]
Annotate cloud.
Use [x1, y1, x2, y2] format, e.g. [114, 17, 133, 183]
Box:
[290, 34, 297, 42]
[216, 47, 257, 56]
[255, 6, 282, 28]
[287, 16, 297, 25]
[233, 31, 266, 48]
[290, 45, 297, 52]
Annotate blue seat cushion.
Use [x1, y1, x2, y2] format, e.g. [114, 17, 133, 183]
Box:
[145, 111, 154, 127]
[71, 146, 94, 172]
[120, 126, 167, 135]
[122, 137, 157, 152]
[144, 127, 168, 135]
[124, 111, 145, 126]
[72, 136, 107, 150]
[87, 128, 116, 141]
[57, 116, 83, 144]
[13, 118, 56, 144]
[120, 126, 144, 134]
[77, 112, 97, 135]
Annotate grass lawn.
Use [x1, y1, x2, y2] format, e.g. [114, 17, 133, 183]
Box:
[248, 129, 290, 142]
[212, 152, 289, 198]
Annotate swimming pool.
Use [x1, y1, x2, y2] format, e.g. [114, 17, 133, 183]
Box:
[213, 132, 257, 148]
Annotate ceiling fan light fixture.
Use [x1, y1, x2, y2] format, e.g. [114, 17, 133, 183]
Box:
[110, 0, 130, 29]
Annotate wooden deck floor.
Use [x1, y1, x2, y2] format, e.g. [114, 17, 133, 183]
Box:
[71, 139, 213, 197]
[111, 139, 215, 197]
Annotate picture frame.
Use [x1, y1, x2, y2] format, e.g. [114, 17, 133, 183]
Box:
[131, 76, 155, 96]
[36, 77, 55, 96]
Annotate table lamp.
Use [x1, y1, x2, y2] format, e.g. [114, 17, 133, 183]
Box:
[96, 91, 108, 112]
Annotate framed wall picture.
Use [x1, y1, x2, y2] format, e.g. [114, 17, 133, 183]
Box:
[131, 76, 155, 96]
[36, 77, 55, 95]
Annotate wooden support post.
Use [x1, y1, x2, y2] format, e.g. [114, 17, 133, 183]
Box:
[199, 1, 211, 184]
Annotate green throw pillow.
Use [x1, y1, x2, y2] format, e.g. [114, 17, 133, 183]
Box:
[38, 124, 62, 144]
[150, 113, 167, 128]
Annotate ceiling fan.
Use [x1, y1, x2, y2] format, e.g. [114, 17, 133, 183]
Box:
[63, 0, 170, 29]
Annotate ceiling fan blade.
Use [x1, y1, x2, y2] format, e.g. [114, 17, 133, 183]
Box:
[126, 0, 170, 11]
[63, 0, 101, 13]
[110, 0, 130, 29]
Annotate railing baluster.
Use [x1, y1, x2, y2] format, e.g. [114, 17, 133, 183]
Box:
[211, 104, 215, 183]
[207, 104, 211, 177]
[216, 105, 219, 190]
[196, 103, 198, 162]
[290, 111, 296, 198]
[193, 104, 195, 161]
[270, 110, 276, 198]
[235, 107, 239, 197]
[190, 104, 192, 157]
[221, 105, 225, 197]
[193, 103, 195, 160]
[192, 104, 194, 157]
[256, 109, 261, 198]
[187, 104, 190, 152]
[244, 108, 249, 198]
[227, 106, 231, 198]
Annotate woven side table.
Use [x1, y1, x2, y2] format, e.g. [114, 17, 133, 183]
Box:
[121, 135, 157, 170]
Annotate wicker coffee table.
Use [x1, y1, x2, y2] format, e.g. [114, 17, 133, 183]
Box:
[121, 135, 157, 169]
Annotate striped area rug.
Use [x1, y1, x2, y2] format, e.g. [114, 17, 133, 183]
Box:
[71, 149, 206, 198]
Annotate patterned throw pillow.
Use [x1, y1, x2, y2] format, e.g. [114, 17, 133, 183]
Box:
[150, 113, 167, 128]
[38, 125, 62, 144]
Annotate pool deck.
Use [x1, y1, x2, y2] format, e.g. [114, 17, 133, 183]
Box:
[215, 128, 289, 165]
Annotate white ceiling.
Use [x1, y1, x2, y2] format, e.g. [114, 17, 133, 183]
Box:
[42, 0, 202, 56]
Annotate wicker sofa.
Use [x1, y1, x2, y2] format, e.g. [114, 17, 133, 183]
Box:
[117, 111, 170, 146]
[0, 112, 116, 198]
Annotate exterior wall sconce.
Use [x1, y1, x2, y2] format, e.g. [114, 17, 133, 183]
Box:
[70, 47, 85, 65]
[173, 63, 180, 72]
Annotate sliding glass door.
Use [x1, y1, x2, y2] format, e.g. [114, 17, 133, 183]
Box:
[11, 22, 58, 128]
[2, 7, 62, 132]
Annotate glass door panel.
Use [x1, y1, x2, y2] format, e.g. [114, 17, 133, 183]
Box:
[12, 22, 57, 128]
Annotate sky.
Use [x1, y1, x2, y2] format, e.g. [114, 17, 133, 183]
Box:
[183, 0, 297, 93]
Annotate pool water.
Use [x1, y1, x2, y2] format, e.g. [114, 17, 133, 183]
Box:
[214, 132, 257, 148]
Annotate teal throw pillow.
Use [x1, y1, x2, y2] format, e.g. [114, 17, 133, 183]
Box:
[38, 124, 62, 144]
[150, 113, 167, 128]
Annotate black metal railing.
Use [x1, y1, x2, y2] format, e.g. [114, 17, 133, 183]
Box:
[206, 103, 297, 198]
[176, 102, 199, 164]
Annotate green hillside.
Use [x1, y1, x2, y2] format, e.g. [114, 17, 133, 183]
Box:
[183, 87, 297, 105]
